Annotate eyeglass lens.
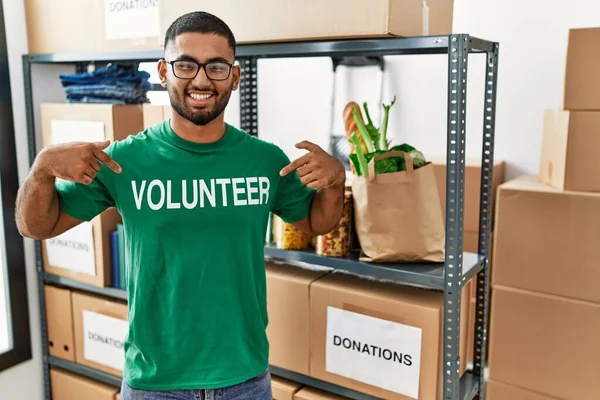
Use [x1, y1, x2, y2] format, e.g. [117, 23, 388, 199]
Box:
[172, 60, 231, 80]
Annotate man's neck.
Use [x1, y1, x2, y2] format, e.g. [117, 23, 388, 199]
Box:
[170, 112, 227, 144]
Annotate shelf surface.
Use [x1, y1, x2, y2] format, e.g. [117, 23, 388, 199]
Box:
[265, 244, 484, 290]
[48, 357, 479, 400]
[27, 35, 496, 63]
[43, 273, 127, 301]
[43, 246, 483, 297]
[49, 357, 122, 388]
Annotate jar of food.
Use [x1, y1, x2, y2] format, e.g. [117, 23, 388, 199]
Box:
[316, 190, 353, 257]
[273, 215, 313, 250]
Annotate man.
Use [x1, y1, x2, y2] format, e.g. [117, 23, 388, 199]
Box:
[15, 11, 345, 400]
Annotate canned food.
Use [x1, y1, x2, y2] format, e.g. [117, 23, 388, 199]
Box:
[273, 215, 313, 250]
[316, 190, 352, 257]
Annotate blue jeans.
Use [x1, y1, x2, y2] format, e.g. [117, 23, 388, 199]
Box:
[120, 369, 273, 400]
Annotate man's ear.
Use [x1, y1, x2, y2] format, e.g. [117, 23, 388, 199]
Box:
[158, 59, 168, 88]
[231, 64, 241, 91]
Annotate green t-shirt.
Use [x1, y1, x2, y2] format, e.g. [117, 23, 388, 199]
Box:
[55, 120, 315, 390]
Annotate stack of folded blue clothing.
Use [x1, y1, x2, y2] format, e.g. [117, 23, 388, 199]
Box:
[60, 63, 153, 104]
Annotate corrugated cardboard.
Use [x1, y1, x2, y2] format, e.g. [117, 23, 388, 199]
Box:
[40, 103, 143, 288]
[564, 27, 600, 110]
[488, 286, 600, 400]
[309, 273, 469, 400]
[539, 109, 600, 192]
[487, 380, 559, 400]
[143, 104, 173, 129]
[25, 0, 160, 54]
[466, 298, 476, 366]
[294, 387, 346, 400]
[45, 285, 76, 361]
[463, 231, 494, 300]
[72, 292, 128, 377]
[271, 375, 303, 400]
[492, 175, 600, 303]
[50, 369, 118, 400]
[266, 262, 329, 375]
[41, 208, 121, 288]
[160, 0, 454, 45]
[433, 158, 506, 232]
[41, 103, 144, 146]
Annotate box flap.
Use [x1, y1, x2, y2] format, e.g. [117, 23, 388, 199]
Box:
[311, 272, 443, 311]
[294, 387, 346, 400]
[266, 262, 329, 284]
[50, 369, 117, 399]
[271, 376, 303, 399]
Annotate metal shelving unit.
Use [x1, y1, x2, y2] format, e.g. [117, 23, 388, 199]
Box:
[24, 33, 499, 400]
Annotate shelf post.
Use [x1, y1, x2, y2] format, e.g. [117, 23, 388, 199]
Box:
[239, 57, 259, 136]
[23, 54, 52, 400]
[473, 42, 500, 399]
[443, 34, 469, 400]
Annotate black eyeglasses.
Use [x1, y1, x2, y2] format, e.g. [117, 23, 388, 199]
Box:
[166, 60, 234, 81]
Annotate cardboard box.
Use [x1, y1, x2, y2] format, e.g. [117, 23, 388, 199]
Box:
[143, 104, 173, 129]
[564, 27, 600, 110]
[160, 0, 454, 45]
[45, 285, 76, 361]
[487, 380, 558, 400]
[309, 273, 469, 400]
[40, 103, 143, 287]
[488, 286, 600, 400]
[41, 208, 122, 288]
[466, 298, 476, 366]
[539, 109, 600, 192]
[463, 231, 494, 300]
[433, 158, 506, 232]
[72, 292, 128, 377]
[50, 369, 118, 400]
[271, 376, 303, 400]
[266, 262, 329, 375]
[294, 387, 346, 400]
[41, 103, 144, 147]
[25, 0, 160, 54]
[492, 175, 600, 303]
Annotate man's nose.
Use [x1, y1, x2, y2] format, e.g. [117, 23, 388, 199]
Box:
[193, 66, 212, 87]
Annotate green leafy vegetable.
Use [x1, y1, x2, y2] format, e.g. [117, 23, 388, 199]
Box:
[352, 107, 376, 153]
[362, 102, 381, 151]
[391, 144, 427, 169]
[380, 96, 396, 150]
[349, 132, 369, 176]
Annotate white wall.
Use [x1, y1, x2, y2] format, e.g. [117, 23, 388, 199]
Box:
[258, 0, 600, 181]
[0, 0, 43, 398]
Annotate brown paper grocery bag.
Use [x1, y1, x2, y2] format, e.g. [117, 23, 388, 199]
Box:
[351, 151, 445, 262]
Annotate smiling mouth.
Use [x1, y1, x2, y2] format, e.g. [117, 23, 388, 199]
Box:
[188, 92, 214, 100]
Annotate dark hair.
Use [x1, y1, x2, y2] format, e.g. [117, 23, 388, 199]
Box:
[164, 11, 236, 56]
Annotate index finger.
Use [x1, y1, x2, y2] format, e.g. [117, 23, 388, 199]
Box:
[279, 152, 311, 176]
[295, 140, 319, 152]
[91, 146, 122, 173]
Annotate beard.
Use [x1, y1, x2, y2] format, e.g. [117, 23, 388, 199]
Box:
[168, 83, 232, 126]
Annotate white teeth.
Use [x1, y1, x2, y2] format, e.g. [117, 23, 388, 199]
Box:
[189, 93, 212, 100]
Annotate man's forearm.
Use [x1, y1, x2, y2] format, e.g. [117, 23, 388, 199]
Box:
[308, 183, 345, 235]
[15, 167, 60, 240]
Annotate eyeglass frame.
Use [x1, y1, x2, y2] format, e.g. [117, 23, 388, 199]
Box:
[165, 59, 235, 81]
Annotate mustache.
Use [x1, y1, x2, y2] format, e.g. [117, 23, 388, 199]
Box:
[185, 86, 217, 94]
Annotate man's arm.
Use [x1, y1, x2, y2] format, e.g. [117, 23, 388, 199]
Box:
[15, 167, 83, 240]
[292, 183, 345, 236]
[279, 141, 346, 236]
[15, 140, 121, 240]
